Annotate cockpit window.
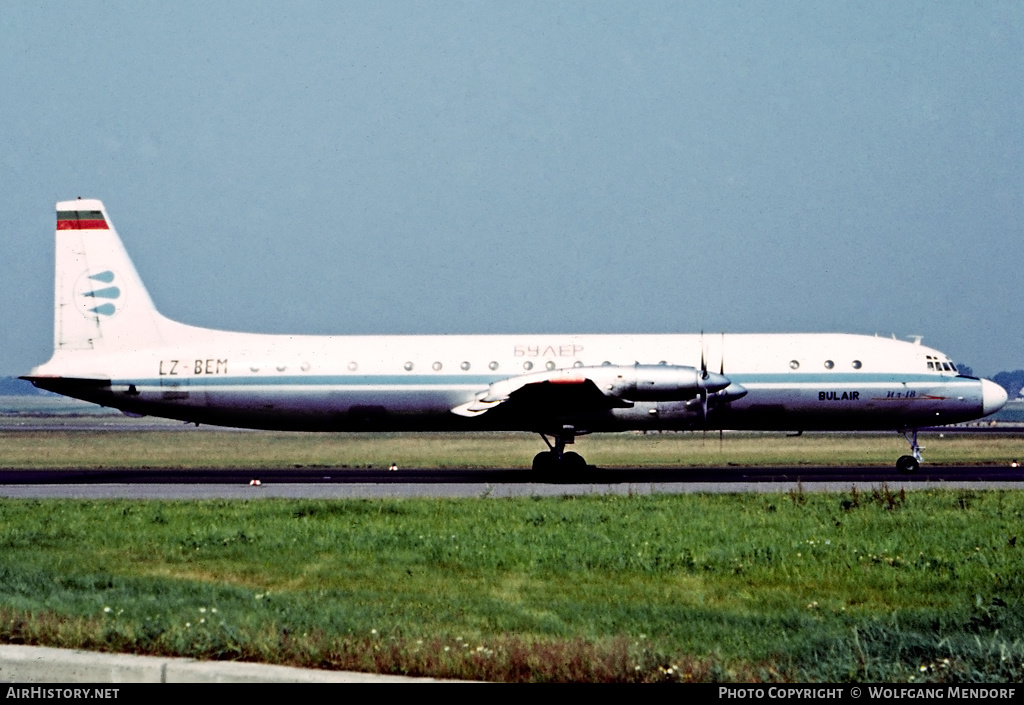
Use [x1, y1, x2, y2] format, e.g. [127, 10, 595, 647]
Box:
[927, 355, 957, 373]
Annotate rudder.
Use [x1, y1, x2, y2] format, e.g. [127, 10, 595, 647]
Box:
[53, 198, 166, 351]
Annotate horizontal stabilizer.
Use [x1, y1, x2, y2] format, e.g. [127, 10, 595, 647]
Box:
[20, 375, 112, 394]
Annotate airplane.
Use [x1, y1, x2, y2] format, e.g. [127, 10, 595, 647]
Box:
[23, 198, 1008, 473]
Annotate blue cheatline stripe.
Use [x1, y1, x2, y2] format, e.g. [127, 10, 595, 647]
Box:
[729, 373, 971, 385]
[118, 374, 502, 388]
[112, 372, 974, 390]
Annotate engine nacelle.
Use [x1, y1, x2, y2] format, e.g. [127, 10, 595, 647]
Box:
[594, 364, 731, 401]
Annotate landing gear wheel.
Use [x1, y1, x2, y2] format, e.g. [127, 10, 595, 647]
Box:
[534, 428, 588, 473]
[896, 455, 919, 474]
[531, 450, 588, 472]
[561, 451, 587, 471]
[532, 451, 557, 472]
[897, 430, 924, 474]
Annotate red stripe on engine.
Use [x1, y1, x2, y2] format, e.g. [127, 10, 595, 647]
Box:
[57, 220, 109, 230]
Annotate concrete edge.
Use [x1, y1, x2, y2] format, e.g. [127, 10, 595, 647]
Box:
[0, 644, 450, 683]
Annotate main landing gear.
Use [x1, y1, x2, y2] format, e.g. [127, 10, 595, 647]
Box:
[896, 429, 923, 473]
[532, 427, 589, 471]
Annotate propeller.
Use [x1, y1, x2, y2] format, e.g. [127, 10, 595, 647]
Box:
[699, 331, 709, 425]
[690, 331, 742, 433]
[719, 332, 725, 449]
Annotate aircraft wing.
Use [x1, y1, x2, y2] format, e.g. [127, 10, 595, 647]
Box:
[451, 369, 626, 418]
[451, 364, 732, 417]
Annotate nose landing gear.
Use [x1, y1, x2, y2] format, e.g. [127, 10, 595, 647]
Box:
[896, 429, 923, 473]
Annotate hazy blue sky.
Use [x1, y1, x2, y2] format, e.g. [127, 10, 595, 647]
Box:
[2, 1, 1021, 376]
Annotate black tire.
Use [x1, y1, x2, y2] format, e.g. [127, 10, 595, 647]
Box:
[896, 455, 920, 474]
[532, 451, 557, 472]
[561, 451, 587, 471]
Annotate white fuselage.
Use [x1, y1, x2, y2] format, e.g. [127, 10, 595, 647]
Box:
[32, 330, 1003, 434]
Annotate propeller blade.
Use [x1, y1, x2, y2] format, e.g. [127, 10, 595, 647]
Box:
[697, 331, 709, 427]
[718, 332, 725, 442]
[720, 332, 725, 376]
[700, 331, 708, 379]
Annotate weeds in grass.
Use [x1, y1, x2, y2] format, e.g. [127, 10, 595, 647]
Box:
[788, 481, 806, 506]
[840, 484, 906, 512]
[0, 605, 761, 682]
[957, 490, 978, 510]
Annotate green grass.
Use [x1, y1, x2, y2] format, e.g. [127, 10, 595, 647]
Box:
[2, 490, 1023, 681]
[0, 429, 1021, 469]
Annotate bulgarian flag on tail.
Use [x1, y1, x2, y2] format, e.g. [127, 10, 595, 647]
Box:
[56, 209, 108, 230]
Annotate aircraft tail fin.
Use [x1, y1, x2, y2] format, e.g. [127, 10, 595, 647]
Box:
[52, 198, 170, 352]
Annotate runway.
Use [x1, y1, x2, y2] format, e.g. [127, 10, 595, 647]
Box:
[1, 465, 1021, 499]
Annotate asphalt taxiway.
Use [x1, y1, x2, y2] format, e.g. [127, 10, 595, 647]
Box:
[1, 465, 1021, 499]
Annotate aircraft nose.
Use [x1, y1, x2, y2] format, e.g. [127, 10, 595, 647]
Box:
[981, 379, 1008, 416]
